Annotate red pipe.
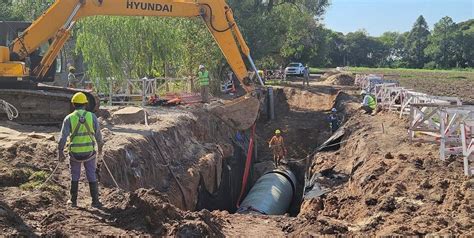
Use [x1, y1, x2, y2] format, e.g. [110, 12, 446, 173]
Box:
[236, 123, 256, 208]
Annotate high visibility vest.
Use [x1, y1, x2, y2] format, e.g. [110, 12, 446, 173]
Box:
[198, 71, 210, 86]
[368, 95, 376, 110]
[69, 110, 95, 154]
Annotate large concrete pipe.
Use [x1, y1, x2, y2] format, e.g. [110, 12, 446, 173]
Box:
[237, 168, 297, 215]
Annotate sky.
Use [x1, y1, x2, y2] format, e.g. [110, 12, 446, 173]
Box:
[323, 0, 474, 36]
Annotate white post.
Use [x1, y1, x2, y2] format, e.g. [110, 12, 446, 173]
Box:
[440, 110, 446, 161]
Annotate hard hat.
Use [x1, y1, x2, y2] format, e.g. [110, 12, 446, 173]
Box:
[68, 66, 76, 71]
[331, 108, 337, 112]
[199, 65, 205, 70]
[71, 92, 88, 104]
[275, 129, 281, 134]
[360, 90, 368, 95]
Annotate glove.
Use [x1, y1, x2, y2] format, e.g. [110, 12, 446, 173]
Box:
[268, 144, 272, 149]
[58, 152, 66, 162]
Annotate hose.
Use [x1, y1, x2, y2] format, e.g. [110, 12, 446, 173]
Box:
[200, 4, 234, 33]
[0, 99, 19, 120]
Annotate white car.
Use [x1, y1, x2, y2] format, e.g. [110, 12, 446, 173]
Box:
[285, 63, 306, 77]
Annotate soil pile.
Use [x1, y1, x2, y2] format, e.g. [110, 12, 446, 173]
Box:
[297, 108, 473, 236]
[321, 70, 340, 79]
[104, 188, 224, 237]
[325, 73, 355, 86]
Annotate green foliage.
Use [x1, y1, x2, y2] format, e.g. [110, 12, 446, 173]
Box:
[425, 17, 461, 68]
[3, 0, 472, 81]
[20, 170, 59, 192]
[0, 0, 54, 21]
[405, 15, 431, 68]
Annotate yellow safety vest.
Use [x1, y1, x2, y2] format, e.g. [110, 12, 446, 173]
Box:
[198, 71, 210, 86]
[69, 110, 95, 154]
[368, 95, 376, 110]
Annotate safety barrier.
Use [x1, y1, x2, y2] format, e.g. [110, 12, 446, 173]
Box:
[356, 74, 474, 176]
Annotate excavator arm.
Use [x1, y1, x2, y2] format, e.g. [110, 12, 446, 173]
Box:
[2, 0, 263, 129]
[9, 0, 263, 92]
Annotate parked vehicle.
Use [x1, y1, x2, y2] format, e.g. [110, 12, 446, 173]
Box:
[284, 63, 306, 77]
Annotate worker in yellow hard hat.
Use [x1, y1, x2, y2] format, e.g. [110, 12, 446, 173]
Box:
[268, 129, 287, 168]
[58, 92, 104, 208]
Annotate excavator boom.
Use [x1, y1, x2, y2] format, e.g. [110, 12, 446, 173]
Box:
[1, 0, 262, 129]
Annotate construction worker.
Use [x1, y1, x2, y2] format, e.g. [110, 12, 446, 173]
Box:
[328, 108, 341, 133]
[58, 92, 104, 208]
[303, 64, 310, 87]
[198, 65, 210, 103]
[67, 66, 79, 88]
[268, 129, 287, 167]
[360, 90, 377, 114]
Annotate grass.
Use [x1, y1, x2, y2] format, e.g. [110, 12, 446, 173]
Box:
[264, 79, 291, 86]
[309, 68, 325, 74]
[20, 170, 60, 192]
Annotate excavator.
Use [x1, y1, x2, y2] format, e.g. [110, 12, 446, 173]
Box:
[0, 0, 263, 129]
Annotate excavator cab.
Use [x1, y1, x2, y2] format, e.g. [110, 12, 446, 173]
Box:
[0, 21, 59, 83]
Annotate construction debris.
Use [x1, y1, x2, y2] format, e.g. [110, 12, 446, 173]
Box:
[112, 106, 146, 124]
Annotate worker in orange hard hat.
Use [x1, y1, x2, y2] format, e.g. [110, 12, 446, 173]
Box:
[268, 129, 287, 168]
[58, 92, 104, 208]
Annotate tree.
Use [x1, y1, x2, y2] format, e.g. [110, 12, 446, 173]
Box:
[425, 17, 462, 68]
[228, 0, 330, 67]
[323, 30, 345, 67]
[458, 20, 474, 67]
[405, 15, 430, 68]
[378, 32, 406, 67]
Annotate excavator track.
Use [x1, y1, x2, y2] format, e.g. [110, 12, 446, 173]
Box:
[0, 84, 99, 125]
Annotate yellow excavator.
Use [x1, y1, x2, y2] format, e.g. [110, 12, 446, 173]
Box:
[0, 0, 263, 129]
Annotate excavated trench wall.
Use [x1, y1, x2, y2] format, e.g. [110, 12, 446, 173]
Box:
[100, 109, 248, 211]
[254, 86, 342, 215]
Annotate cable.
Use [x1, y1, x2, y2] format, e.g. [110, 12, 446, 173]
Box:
[0, 99, 19, 120]
[17, 161, 61, 200]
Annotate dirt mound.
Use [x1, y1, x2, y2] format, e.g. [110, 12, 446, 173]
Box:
[321, 70, 340, 79]
[106, 188, 224, 237]
[300, 110, 473, 236]
[325, 73, 355, 86]
[0, 201, 35, 236]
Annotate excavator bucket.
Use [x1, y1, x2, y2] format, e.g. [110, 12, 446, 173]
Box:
[208, 93, 260, 130]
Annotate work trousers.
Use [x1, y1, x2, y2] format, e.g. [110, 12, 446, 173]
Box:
[70, 157, 97, 182]
[361, 105, 373, 114]
[330, 120, 340, 133]
[201, 85, 210, 103]
[303, 75, 310, 86]
[272, 146, 284, 167]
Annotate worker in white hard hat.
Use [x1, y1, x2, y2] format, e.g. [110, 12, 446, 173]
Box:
[328, 107, 340, 133]
[268, 129, 287, 167]
[303, 64, 310, 87]
[360, 90, 377, 114]
[67, 65, 79, 88]
[198, 65, 210, 103]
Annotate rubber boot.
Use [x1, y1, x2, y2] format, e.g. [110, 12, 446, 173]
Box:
[68, 181, 78, 207]
[89, 182, 102, 208]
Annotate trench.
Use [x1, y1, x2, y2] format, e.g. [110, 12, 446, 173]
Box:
[101, 85, 346, 216]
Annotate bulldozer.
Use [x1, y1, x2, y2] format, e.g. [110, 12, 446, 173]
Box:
[0, 0, 263, 130]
